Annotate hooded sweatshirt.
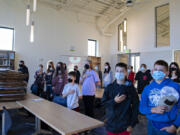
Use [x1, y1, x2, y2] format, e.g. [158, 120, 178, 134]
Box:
[139, 79, 180, 129]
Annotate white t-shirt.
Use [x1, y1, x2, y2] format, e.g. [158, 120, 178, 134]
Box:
[62, 83, 82, 109]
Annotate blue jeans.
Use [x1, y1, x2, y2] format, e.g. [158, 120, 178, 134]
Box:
[53, 96, 67, 107]
[46, 85, 53, 100]
[147, 121, 176, 135]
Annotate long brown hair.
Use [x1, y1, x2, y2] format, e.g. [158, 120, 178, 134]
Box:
[47, 60, 55, 73]
[53, 62, 65, 78]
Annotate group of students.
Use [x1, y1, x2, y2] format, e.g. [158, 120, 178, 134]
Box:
[102, 60, 180, 135]
[17, 59, 180, 135]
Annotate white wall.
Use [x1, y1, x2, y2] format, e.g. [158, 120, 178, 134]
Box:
[0, 0, 111, 88]
[109, 0, 180, 70]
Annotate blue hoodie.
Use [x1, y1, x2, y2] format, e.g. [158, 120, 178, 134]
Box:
[139, 79, 180, 129]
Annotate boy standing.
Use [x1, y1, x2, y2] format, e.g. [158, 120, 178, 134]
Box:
[139, 60, 180, 135]
[102, 63, 139, 135]
[62, 71, 82, 111]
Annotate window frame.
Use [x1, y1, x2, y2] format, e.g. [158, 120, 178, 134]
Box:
[88, 39, 97, 57]
[0, 26, 15, 51]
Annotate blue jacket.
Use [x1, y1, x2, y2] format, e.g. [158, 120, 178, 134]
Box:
[139, 79, 180, 129]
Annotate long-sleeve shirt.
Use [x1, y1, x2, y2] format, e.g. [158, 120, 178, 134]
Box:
[52, 74, 67, 96]
[102, 80, 139, 133]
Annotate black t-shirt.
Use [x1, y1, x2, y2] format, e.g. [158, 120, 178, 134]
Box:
[135, 70, 152, 93]
[18, 65, 29, 82]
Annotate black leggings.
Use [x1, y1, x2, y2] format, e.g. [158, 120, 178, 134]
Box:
[83, 95, 95, 118]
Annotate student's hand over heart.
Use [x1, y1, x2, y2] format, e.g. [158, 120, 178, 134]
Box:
[160, 125, 177, 133]
[127, 126, 133, 133]
[68, 90, 75, 94]
[151, 106, 167, 114]
[114, 94, 126, 103]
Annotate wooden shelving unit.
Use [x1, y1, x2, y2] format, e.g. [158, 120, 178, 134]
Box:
[0, 51, 15, 70]
[88, 56, 101, 70]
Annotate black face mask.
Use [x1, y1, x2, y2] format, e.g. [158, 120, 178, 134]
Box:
[68, 78, 73, 83]
[170, 67, 177, 71]
[84, 64, 89, 69]
[57, 67, 61, 71]
[19, 64, 23, 68]
[49, 65, 52, 68]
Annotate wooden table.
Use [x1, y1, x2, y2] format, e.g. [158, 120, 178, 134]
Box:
[17, 93, 104, 135]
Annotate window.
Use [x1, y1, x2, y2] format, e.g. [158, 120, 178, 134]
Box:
[155, 4, 170, 47]
[118, 19, 127, 52]
[88, 39, 97, 56]
[0, 27, 14, 50]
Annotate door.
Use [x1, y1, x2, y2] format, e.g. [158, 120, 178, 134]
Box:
[129, 53, 140, 73]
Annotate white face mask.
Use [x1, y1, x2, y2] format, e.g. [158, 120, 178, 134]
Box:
[128, 69, 131, 73]
[95, 66, 98, 70]
[115, 72, 125, 81]
[37, 67, 41, 71]
[105, 66, 108, 69]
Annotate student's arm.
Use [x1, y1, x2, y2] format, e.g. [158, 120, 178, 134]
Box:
[77, 86, 82, 99]
[130, 86, 139, 127]
[94, 71, 101, 86]
[139, 87, 152, 114]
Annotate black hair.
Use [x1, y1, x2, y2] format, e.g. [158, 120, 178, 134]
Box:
[68, 71, 76, 78]
[154, 60, 168, 71]
[140, 64, 147, 68]
[115, 62, 127, 71]
[169, 62, 180, 78]
[104, 62, 111, 73]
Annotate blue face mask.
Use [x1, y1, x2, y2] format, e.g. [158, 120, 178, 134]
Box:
[115, 72, 125, 81]
[140, 67, 145, 71]
[152, 71, 166, 81]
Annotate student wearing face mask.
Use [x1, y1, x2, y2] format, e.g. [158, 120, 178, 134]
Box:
[33, 64, 45, 97]
[53, 71, 82, 109]
[139, 60, 180, 135]
[80, 60, 100, 118]
[135, 64, 152, 94]
[45, 61, 55, 100]
[52, 62, 68, 97]
[169, 62, 180, 83]
[103, 62, 113, 88]
[102, 62, 139, 135]
[127, 66, 135, 84]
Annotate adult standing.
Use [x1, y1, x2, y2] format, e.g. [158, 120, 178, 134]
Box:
[74, 65, 81, 84]
[135, 64, 152, 94]
[18, 60, 29, 83]
[103, 62, 113, 88]
[80, 60, 100, 118]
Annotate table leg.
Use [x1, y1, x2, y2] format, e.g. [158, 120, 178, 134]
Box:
[2, 111, 5, 135]
[32, 116, 52, 135]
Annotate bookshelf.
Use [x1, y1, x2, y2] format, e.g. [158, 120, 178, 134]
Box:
[88, 56, 101, 70]
[0, 51, 15, 70]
